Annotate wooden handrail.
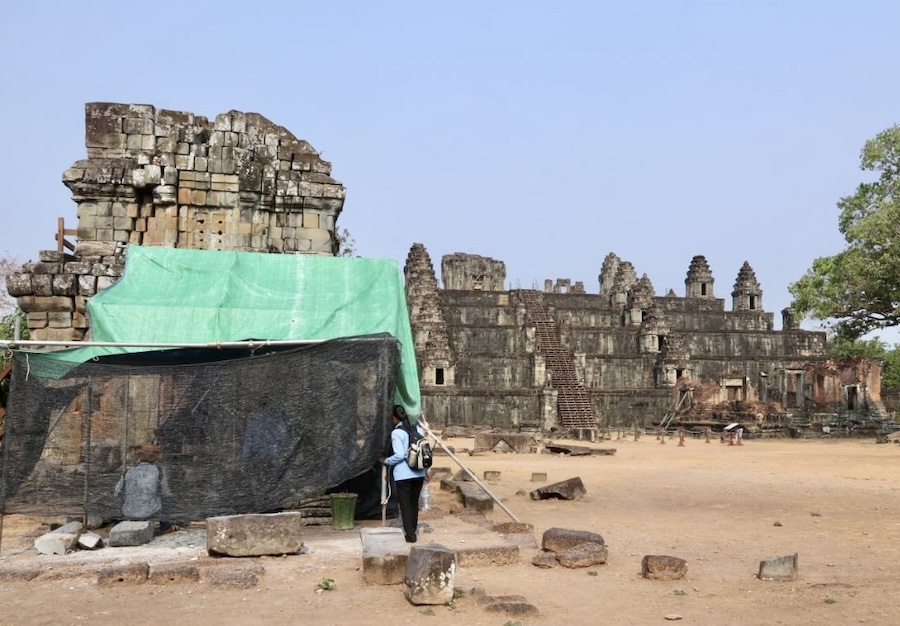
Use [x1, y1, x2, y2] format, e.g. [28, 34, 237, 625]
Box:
[55, 217, 77, 253]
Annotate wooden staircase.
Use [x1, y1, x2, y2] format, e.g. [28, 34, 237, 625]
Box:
[517, 290, 596, 429]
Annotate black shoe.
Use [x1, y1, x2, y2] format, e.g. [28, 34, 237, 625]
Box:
[405, 535, 417, 543]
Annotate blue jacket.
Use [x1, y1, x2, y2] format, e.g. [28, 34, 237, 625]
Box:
[385, 424, 428, 481]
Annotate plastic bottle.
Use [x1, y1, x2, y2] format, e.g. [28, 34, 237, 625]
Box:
[420, 482, 431, 511]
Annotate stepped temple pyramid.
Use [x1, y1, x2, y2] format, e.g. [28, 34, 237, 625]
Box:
[404, 246, 887, 435]
[5, 102, 887, 436]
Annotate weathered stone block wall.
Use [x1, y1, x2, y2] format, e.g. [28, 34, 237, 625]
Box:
[445, 326, 525, 354]
[451, 355, 533, 387]
[69, 102, 344, 252]
[590, 388, 673, 427]
[7, 103, 346, 341]
[420, 390, 540, 429]
[441, 254, 506, 291]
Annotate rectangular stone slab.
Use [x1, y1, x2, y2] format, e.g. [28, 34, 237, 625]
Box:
[206, 512, 305, 557]
[361, 527, 408, 585]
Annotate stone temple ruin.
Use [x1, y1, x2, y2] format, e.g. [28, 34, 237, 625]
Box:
[3, 102, 889, 438]
[6, 102, 345, 342]
[404, 245, 888, 436]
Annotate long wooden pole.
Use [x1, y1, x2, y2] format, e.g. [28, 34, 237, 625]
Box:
[418, 417, 522, 524]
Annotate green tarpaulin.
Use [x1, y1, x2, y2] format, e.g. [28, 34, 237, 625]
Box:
[38, 245, 420, 414]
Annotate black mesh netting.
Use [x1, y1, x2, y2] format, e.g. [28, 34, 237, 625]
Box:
[0, 334, 399, 522]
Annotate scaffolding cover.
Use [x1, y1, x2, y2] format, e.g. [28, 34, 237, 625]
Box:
[1, 336, 398, 519]
[40, 245, 420, 413]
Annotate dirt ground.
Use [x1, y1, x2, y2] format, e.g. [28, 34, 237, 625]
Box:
[2, 434, 900, 626]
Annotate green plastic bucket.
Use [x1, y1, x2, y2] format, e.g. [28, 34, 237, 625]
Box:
[329, 493, 358, 530]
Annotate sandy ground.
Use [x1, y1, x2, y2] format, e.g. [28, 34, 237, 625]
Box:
[2, 434, 900, 626]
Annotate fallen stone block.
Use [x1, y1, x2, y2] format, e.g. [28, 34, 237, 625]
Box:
[78, 530, 104, 550]
[530, 477, 586, 501]
[206, 512, 304, 557]
[97, 563, 150, 586]
[557, 543, 609, 568]
[474, 432, 536, 453]
[361, 527, 408, 585]
[532, 552, 559, 568]
[34, 520, 83, 555]
[429, 466, 452, 481]
[476, 594, 540, 617]
[456, 543, 519, 567]
[642, 555, 688, 580]
[546, 444, 594, 456]
[456, 482, 494, 512]
[149, 562, 200, 584]
[483, 470, 501, 481]
[542, 527, 605, 553]
[404, 543, 457, 605]
[108, 520, 154, 547]
[758, 553, 798, 581]
[492, 521, 537, 548]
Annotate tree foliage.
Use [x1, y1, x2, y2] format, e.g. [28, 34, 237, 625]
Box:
[1, 254, 29, 369]
[335, 227, 357, 257]
[790, 125, 900, 339]
[828, 335, 900, 389]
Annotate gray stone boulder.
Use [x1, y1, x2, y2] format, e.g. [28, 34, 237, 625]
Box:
[456, 482, 494, 512]
[77, 530, 104, 550]
[404, 543, 457, 605]
[206, 512, 304, 557]
[108, 520, 154, 547]
[34, 521, 83, 555]
[541, 527, 604, 552]
[557, 543, 609, 568]
[531, 552, 559, 568]
[642, 555, 688, 580]
[530, 477, 586, 500]
[758, 553, 798, 581]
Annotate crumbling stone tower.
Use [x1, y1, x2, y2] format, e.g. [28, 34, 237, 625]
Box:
[6, 103, 346, 341]
[732, 261, 763, 311]
[405, 243, 454, 387]
[685, 255, 714, 298]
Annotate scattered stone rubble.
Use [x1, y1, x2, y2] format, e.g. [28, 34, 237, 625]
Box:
[529, 476, 586, 500]
[758, 553, 799, 581]
[532, 527, 608, 569]
[641, 554, 688, 580]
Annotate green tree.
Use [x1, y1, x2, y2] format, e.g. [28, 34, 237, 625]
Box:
[828, 335, 900, 389]
[789, 125, 900, 340]
[335, 227, 357, 257]
[1, 254, 29, 366]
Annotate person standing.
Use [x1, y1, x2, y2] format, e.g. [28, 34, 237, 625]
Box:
[379, 405, 427, 543]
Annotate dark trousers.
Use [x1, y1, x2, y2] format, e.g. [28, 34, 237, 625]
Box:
[394, 477, 425, 541]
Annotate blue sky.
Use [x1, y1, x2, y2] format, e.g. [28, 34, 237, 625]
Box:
[2, 1, 899, 335]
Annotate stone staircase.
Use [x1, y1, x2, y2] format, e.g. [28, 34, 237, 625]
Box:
[517, 290, 596, 429]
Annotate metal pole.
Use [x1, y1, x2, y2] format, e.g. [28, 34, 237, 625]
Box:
[0, 338, 328, 350]
[418, 417, 522, 524]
